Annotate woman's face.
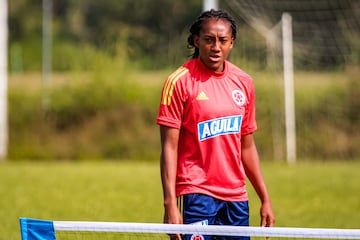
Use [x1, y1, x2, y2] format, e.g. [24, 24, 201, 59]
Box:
[194, 18, 234, 72]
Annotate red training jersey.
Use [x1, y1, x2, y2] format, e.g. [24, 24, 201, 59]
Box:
[157, 57, 257, 201]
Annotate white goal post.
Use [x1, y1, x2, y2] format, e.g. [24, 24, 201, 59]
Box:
[282, 12, 296, 163]
[203, 0, 219, 11]
[0, 0, 8, 161]
[204, 0, 297, 163]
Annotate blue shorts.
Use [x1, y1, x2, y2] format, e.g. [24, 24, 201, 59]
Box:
[178, 193, 250, 240]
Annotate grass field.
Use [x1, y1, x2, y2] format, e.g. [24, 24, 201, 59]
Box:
[1, 160, 360, 240]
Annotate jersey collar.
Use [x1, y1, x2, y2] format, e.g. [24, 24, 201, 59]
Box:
[196, 57, 228, 78]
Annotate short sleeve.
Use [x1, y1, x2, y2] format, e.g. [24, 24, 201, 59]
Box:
[241, 78, 257, 135]
[156, 66, 189, 129]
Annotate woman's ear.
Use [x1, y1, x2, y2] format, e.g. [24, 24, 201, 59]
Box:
[229, 37, 234, 49]
[193, 35, 199, 48]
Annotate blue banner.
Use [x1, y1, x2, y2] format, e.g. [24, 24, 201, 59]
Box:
[20, 218, 56, 240]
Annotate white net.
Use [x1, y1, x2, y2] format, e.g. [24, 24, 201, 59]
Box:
[20, 218, 360, 240]
[222, 0, 360, 69]
[218, 0, 360, 161]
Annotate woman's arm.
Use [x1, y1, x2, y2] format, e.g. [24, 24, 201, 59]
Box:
[160, 125, 182, 239]
[241, 133, 275, 227]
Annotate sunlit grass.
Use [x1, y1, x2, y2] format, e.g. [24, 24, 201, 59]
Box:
[1, 161, 360, 240]
[0, 161, 163, 240]
[248, 161, 360, 228]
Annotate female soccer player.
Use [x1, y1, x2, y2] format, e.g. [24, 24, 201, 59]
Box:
[157, 9, 275, 240]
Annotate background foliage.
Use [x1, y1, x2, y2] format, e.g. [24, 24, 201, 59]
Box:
[9, 0, 203, 70]
[6, 0, 360, 161]
[8, 67, 360, 161]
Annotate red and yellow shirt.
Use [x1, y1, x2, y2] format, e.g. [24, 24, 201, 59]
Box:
[157, 57, 257, 201]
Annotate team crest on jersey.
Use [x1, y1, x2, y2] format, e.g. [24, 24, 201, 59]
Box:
[190, 234, 205, 240]
[189, 220, 208, 240]
[198, 115, 243, 141]
[232, 89, 246, 106]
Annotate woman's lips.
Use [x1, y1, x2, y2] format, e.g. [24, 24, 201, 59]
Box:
[209, 55, 221, 62]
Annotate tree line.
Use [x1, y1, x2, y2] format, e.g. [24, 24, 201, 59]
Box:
[9, 0, 206, 70]
[8, 0, 360, 71]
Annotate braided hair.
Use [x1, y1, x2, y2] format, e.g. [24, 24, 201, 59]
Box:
[187, 9, 237, 59]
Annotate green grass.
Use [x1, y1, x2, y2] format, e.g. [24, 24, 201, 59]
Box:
[255, 161, 360, 228]
[1, 161, 360, 240]
[0, 161, 163, 240]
